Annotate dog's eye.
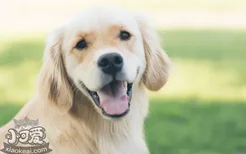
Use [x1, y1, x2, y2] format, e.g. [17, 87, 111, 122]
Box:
[75, 39, 88, 50]
[119, 30, 131, 41]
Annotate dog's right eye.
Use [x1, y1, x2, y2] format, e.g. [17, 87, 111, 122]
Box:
[75, 39, 88, 50]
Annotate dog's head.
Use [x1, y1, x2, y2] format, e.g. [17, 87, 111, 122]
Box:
[39, 8, 171, 119]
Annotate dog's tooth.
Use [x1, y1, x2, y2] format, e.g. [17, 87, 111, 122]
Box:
[123, 81, 127, 88]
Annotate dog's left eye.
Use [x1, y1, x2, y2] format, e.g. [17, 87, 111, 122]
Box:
[75, 39, 88, 50]
[119, 30, 131, 41]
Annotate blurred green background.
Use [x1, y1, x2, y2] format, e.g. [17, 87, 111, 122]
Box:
[0, 0, 246, 154]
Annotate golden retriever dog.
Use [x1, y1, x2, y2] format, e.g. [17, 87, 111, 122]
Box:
[0, 7, 170, 154]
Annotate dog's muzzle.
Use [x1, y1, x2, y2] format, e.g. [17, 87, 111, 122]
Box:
[79, 53, 133, 119]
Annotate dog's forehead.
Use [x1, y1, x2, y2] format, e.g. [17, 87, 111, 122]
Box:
[66, 8, 138, 34]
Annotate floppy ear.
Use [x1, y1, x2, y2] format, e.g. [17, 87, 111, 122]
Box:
[136, 15, 171, 91]
[38, 28, 73, 112]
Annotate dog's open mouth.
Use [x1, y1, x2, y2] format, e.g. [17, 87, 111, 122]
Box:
[79, 80, 132, 118]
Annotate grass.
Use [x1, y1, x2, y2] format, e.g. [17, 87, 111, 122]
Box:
[146, 99, 246, 154]
[0, 30, 246, 154]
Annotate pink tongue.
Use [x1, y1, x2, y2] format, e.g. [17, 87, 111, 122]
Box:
[97, 81, 129, 115]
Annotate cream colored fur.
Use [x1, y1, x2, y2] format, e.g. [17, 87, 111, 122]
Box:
[0, 8, 171, 154]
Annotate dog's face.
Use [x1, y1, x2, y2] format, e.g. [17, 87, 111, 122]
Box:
[63, 9, 145, 118]
[39, 8, 171, 119]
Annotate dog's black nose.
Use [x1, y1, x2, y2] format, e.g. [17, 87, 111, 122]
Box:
[97, 53, 123, 75]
